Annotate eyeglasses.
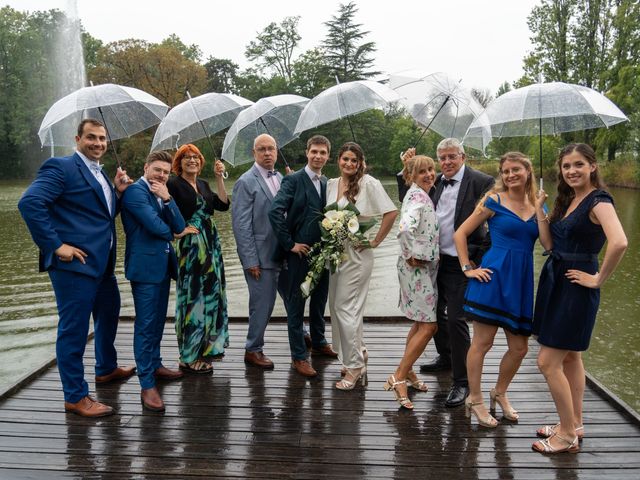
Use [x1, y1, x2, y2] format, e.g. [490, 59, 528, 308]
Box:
[438, 153, 462, 162]
[255, 146, 277, 153]
[182, 155, 200, 161]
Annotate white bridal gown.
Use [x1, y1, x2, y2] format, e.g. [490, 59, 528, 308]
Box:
[326, 174, 396, 369]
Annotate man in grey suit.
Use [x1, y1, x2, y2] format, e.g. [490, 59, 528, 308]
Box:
[232, 134, 285, 369]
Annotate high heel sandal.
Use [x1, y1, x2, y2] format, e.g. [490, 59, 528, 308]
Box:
[489, 388, 519, 421]
[532, 433, 580, 454]
[405, 370, 428, 392]
[383, 375, 413, 409]
[537, 424, 584, 441]
[465, 399, 498, 428]
[335, 367, 367, 390]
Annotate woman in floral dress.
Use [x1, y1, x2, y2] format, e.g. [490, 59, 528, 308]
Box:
[384, 155, 439, 410]
[167, 144, 230, 373]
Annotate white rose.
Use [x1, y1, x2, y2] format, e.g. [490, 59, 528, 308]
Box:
[321, 218, 332, 229]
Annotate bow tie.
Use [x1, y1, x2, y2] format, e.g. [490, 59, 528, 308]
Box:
[89, 162, 103, 174]
[267, 170, 277, 178]
[442, 178, 457, 187]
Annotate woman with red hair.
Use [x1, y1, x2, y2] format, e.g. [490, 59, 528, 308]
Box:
[167, 144, 230, 373]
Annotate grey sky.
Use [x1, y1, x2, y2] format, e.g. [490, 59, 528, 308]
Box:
[8, 0, 539, 94]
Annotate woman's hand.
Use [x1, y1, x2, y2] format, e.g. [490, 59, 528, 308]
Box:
[214, 159, 226, 178]
[406, 257, 427, 268]
[566, 269, 600, 288]
[401, 148, 416, 165]
[535, 189, 548, 211]
[465, 267, 493, 282]
[174, 225, 199, 239]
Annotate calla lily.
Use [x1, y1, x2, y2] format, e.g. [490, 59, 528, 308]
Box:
[325, 210, 340, 221]
[347, 216, 359, 234]
[300, 277, 312, 297]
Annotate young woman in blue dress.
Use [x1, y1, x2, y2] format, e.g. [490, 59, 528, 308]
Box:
[453, 152, 551, 427]
[531, 144, 627, 454]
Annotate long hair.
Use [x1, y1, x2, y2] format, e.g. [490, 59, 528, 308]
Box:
[478, 152, 537, 208]
[549, 143, 607, 222]
[172, 144, 205, 176]
[337, 142, 366, 203]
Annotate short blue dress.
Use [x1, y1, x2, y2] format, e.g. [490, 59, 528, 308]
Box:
[532, 190, 613, 351]
[463, 195, 540, 336]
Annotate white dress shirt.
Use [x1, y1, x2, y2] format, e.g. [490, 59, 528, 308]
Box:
[304, 165, 321, 196]
[254, 162, 280, 197]
[77, 150, 113, 215]
[436, 164, 466, 257]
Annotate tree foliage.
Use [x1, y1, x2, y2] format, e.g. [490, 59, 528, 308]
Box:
[245, 16, 301, 82]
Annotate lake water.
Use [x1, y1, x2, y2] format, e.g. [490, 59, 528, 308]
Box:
[0, 178, 638, 412]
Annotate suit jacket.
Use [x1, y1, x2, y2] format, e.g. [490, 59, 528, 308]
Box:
[268, 168, 327, 262]
[167, 175, 229, 223]
[120, 179, 186, 283]
[18, 153, 118, 278]
[431, 165, 494, 261]
[232, 165, 283, 270]
[396, 170, 409, 203]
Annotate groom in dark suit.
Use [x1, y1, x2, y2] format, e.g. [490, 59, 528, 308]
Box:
[269, 135, 338, 377]
[420, 138, 494, 407]
[121, 151, 186, 411]
[18, 119, 135, 417]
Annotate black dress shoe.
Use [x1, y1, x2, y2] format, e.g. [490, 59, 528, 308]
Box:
[445, 384, 469, 408]
[419, 356, 451, 373]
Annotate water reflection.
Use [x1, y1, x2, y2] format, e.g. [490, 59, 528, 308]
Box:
[1, 179, 638, 414]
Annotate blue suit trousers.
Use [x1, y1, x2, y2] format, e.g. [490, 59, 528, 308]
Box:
[131, 275, 170, 389]
[48, 267, 120, 403]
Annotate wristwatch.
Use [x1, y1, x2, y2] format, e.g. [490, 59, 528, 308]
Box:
[461, 264, 473, 272]
[163, 196, 172, 205]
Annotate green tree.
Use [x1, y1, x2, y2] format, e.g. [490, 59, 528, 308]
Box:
[322, 2, 379, 82]
[204, 57, 239, 93]
[290, 48, 332, 97]
[245, 16, 301, 82]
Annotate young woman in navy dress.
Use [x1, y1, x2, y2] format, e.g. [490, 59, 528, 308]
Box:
[531, 144, 627, 454]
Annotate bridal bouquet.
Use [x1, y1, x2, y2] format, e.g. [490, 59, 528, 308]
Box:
[300, 202, 376, 298]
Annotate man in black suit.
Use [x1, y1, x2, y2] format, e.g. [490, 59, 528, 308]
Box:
[417, 138, 494, 408]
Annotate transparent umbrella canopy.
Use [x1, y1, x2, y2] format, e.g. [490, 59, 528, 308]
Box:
[38, 83, 169, 148]
[294, 80, 401, 139]
[464, 82, 629, 175]
[222, 94, 309, 166]
[151, 93, 253, 152]
[390, 71, 489, 152]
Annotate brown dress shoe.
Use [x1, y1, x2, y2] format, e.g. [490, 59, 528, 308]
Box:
[291, 359, 317, 377]
[311, 344, 338, 358]
[95, 366, 136, 384]
[154, 365, 184, 381]
[141, 387, 165, 412]
[244, 351, 275, 369]
[304, 334, 312, 349]
[64, 396, 114, 417]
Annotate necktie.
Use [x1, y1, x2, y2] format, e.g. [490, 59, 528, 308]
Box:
[443, 178, 457, 187]
[267, 170, 277, 177]
[89, 162, 103, 175]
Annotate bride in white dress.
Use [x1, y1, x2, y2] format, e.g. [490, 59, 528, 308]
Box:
[326, 142, 397, 390]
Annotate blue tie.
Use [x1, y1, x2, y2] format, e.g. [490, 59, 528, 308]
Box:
[89, 162, 103, 175]
[267, 170, 277, 178]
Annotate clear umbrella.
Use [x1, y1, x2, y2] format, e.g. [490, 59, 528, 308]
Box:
[222, 94, 309, 167]
[294, 80, 401, 140]
[38, 83, 169, 149]
[390, 71, 489, 152]
[151, 92, 253, 152]
[464, 81, 629, 179]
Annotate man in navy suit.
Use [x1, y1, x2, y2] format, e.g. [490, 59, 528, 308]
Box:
[18, 119, 135, 417]
[419, 138, 494, 408]
[269, 135, 338, 378]
[121, 151, 186, 412]
[232, 134, 286, 369]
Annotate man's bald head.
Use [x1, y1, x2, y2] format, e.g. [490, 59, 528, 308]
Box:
[253, 134, 278, 170]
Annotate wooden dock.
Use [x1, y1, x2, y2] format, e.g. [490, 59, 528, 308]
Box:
[0, 320, 639, 479]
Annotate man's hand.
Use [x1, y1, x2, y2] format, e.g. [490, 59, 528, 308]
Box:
[174, 225, 199, 239]
[291, 242, 310, 257]
[247, 266, 261, 280]
[406, 257, 427, 268]
[149, 180, 171, 201]
[55, 243, 87, 264]
[114, 167, 133, 193]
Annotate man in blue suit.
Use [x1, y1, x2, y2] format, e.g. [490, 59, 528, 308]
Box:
[269, 135, 338, 378]
[121, 151, 186, 412]
[232, 134, 286, 369]
[18, 119, 135, 417]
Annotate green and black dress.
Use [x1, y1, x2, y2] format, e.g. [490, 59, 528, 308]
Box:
[167, 176, 230, 363]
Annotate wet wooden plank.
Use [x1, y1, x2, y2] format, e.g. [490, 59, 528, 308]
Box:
[0, 321, 638, 479]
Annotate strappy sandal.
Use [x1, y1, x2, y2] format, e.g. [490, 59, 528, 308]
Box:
[405, 370, 428, 392]
[537, 423, 584, 440]
[465, 399, 498, 428]
[490, 388, 519, 421]
[340, 349, 368, 376]
[179, 360, 213, 374]
[336, 367, 367, 390]
[532, 433, 580, 454]
[383, 375, 413, 409]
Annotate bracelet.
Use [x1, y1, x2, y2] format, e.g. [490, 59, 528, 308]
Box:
[537, 214, 549, 223]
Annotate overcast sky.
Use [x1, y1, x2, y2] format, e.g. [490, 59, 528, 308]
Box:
[8, 0, 540, 94]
